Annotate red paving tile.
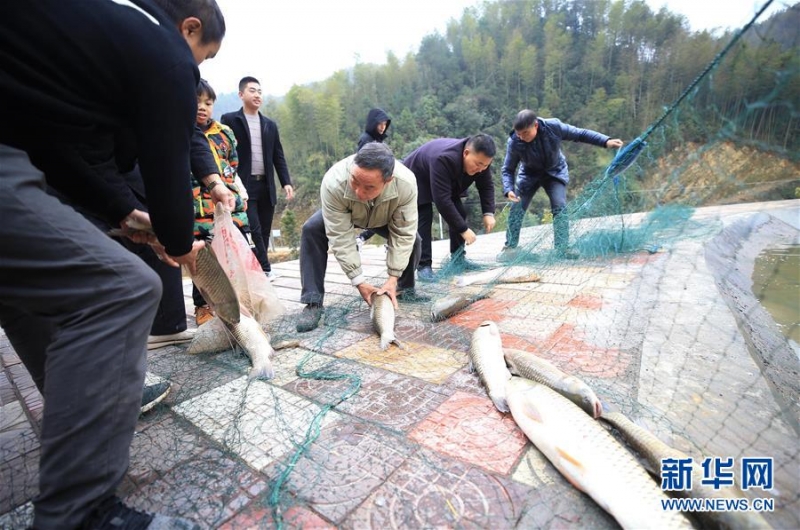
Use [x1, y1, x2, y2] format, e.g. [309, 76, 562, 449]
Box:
[567, 294, 603, 310]
[409, 391, 527, 475]
[543, 323, 630, 378]
[447, 298, 517, 329]
[219, 499, 334, 529]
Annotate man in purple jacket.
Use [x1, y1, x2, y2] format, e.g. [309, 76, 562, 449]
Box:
[498, 109, 623, 261]
[402, 134, 497, 281]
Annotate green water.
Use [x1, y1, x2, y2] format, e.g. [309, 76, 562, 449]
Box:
[752, 243, 800, 345]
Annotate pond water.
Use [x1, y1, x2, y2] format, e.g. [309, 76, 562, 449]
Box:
[751, 243, 800, 347]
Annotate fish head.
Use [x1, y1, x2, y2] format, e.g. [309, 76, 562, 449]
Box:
[563, 376, 603, 419]
[471, 320, 502, 349]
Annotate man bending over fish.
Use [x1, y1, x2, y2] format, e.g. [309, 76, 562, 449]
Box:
[297, 142, 426, 332]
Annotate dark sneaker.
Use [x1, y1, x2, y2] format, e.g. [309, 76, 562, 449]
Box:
[496, 246, 522, 263]
[81, 496, 200, 530]
[396, 289, 431, 303]
[417, 266, 436, 282]
[140, 381, 171, 415]
[296, 304, 323, 333]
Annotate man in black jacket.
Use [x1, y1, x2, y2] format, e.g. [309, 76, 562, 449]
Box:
[0, 1, 225, 528]
[402, 135, 498, 280]
[222, 77, 294, 278]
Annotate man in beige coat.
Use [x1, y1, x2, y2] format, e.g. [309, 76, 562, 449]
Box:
[297, 142, 425, 332]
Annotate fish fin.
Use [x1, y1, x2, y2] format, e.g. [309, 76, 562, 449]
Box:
[392, 339, 406, 350]
[490, 394, 510, 413]
[379, 337, 390, 351]
[248, 361, 275, 381]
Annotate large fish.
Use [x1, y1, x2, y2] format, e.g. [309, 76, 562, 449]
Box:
[454, 265, 541, 287]
[506, 377, 693, 529]
[469, 321, 512, 412]
[504, 348, 603, 418]
[602, 411, 771, 530]
[192, 246, 240, 325]
[184, 315, 274, 380]
[371, 292, 403, 350]
[430, 293, 485, 322]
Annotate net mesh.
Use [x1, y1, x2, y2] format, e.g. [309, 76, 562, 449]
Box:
[2, 1, 799, 528]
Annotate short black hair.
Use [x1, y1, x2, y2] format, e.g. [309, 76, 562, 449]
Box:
[354, 142, 395, 181]
[152, 0, 226, 44]
[238, 76, 260, 93]
[513, 109, 538, 131]
[197, 78, 216, 101]
[466, 133, 496, 158]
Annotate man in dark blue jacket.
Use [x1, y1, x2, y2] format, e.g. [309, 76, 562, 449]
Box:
[498, 109, 623, 261]
[0, 1, 225, 528]
[222, 77, 294, 279]
[403, 134, 497, 280]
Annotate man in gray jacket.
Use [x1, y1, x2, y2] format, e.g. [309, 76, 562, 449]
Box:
[297, 142, 424, 332]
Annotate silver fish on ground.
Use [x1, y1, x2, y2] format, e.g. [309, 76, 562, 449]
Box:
[430, 293, 486, 322]
[226, 314, 275, 380]
[192, 246, 240, 325]
[454, 265, 541, 287]
[184, 315, 275, 380]
[469, 321, 512, 412]
[506, 377, 693, 529]
[504, 348, 603, 418]
[371, 292, 404, 350]
[602, 411, 772, 530]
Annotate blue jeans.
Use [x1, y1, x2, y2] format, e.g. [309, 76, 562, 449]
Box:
[504, 175, 570, 249]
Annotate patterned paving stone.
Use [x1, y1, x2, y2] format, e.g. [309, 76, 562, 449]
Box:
[0, 426, 38, 462]
[446, 299, 517, 329]
[330, 371, 452, 433]
[496, 317, 563, 342]
[270, 347, 337, 387]
[147, 347, 245, 403]
[394, 320, 472, 352]
[409, 391, 527, 475]
[334, 338, 466, 385]
[125, 448, 267, 529]
[0, 372, 15, 405]
[0, 401, 26, 432]
[568, 293, 604, 310]
[299, 327, 372, 356]
[544, 323, 631, 379]
[174, 377, 342, 471]
[0, 502, 32, 529]
[0, 449, 39, 515]
[126, 415, 215, 489]
[218, 498, 334, 529]
[274, 420, 415, 524]
[343, 449, 530, 529]
[283, 358, 380, 408]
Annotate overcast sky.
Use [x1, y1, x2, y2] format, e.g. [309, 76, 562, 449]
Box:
[199, 0, 786, 97]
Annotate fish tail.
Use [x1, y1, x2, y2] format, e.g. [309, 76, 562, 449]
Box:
[249, 358, 275, 380]
[391, 338, 405, 350]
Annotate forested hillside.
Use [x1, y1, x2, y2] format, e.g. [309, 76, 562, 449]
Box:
[252, 0, 798, 220]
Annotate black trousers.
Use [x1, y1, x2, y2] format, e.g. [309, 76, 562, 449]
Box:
[0, 144, 160, 529]
[246, 177, 276, 273]
[417, 200, 468, 268]
[299, 210, 421, 305]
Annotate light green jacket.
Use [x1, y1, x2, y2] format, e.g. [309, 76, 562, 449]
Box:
[321, 155, 418, 284]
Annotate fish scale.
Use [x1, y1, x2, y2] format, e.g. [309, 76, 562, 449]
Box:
[506, 376, 693, 529]
[371, 293, 403, 350]
[469, 321, 512, 412]
[504, 348, 603, 418]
